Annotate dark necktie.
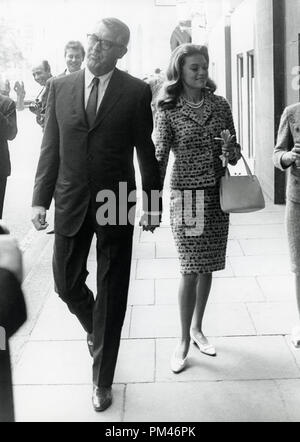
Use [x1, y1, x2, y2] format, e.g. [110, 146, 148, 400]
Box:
[86, 77, 99, 127]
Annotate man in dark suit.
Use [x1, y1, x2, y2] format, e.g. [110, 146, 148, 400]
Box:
[0, 94, 17, 219]
[0, 230, 27, 422]
[32, 17, 162, 412]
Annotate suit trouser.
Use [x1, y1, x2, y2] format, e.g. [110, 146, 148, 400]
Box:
[53, 207, 134, 388]
[0, 178, 7, 219]
[0, 342, 14, 422]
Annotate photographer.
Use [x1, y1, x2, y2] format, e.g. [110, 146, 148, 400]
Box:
[30, 60, 53, 129]
[0, 225, 26, 422]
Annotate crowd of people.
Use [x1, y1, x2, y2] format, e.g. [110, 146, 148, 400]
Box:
[1, 15, 300, 421]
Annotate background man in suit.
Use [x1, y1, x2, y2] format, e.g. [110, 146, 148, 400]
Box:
[0, 229, 27, 422]
[32, 17, 162, 412]
[30, 60, 53, 128]
[62, 40, 85, 75]
[0, 93, 17, 219]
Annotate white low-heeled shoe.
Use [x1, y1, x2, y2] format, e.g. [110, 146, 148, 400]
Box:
[191, 334, 217, 357]
[291, 326, 300, 348]
[170, 348, 188, 374]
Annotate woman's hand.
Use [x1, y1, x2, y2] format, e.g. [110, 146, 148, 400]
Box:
[281, 144, 300, 168]
[215, 130, 237, 167]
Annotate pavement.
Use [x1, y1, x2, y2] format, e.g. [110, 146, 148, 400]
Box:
[8, 180, 300, 422]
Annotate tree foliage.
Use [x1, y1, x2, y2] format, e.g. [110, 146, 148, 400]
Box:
[0, 17, 24, 71]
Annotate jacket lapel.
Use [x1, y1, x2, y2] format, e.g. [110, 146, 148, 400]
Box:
[91, 69, 123, 130]
[71, 69, 87, 127]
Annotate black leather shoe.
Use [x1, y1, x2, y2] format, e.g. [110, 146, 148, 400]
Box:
[92, 385, 112, 412]
[87, 333, 93, 357]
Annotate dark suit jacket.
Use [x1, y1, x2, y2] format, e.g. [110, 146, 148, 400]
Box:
[0, 94, 17, 178]
[32, 68, 162, 236]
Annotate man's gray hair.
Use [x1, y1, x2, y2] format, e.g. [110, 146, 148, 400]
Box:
[100, 18, 130, 47]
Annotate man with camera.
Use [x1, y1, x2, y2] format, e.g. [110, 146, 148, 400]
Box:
[30, 60, 53, 128]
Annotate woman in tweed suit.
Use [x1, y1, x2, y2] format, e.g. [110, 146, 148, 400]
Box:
[274, 103, 300, 348]
[155, 44, 241, 373]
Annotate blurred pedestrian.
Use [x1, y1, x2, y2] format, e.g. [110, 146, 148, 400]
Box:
[0, 230, 26, 422]
[170, 20, 192, 52]
[0, 79, 11, 97]
[155, 44, 241, 373]
[274, 103, 300, 348]
[0, 92, 18, 219]
[144, 68, 165, 117]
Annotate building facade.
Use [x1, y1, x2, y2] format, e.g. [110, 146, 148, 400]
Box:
[198, 0, 300, 204]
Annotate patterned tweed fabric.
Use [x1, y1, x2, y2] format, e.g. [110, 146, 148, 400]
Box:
[170, 185, 229, 274]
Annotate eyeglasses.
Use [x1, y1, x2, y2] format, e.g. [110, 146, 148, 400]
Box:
[87, 34, 123, 50]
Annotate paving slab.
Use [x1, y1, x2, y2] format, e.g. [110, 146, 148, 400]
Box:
[130, 303, 256, 339]
[229, 224, 285, 239]
[29, 291, 131, 340]
[230, 211, 284, 225]
[210, 277, 265, 303]
[155, 241, 177, 258]
[247, 302, 299, 335]
[284, 336, 300, 370]
[136, 258, 235, 280]
[136, 258, 180, 279]
[13, 339, 155, 385]
[16, 263, 52, 337]
[226, 239, 244, 257]
[128, 279, 155, 305]
[133, 242, 156, 259]
[276, 380, 300, 422]
[140, 227, 174, 243]
[155, 277, 265, 305]
[155, 337, 300, 382]
[14, 384, 124, 422]
[229, 255, 291, 277]
[124, 381, 288, 422]
[239, 238, 289, 256]
[256, 275, 295, 302]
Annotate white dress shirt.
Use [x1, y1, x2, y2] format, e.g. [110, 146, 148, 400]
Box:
[84, 67, 114, 111]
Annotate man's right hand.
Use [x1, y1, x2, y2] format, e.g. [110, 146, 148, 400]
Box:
[0, 235, 23, 283]
[31, 206, 49, 231]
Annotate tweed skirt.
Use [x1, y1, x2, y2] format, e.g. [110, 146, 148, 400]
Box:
[170, 185, 229, 274]
[286, 199, 300, 273]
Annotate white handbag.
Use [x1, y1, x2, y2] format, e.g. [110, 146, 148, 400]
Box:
[219, 155, 265, 213]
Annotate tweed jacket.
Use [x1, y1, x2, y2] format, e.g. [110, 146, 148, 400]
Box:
[274, 103, 300, 203]
[155, 93, 239, 190]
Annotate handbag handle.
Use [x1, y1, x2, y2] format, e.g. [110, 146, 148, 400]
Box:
[224, 154, 253, 178]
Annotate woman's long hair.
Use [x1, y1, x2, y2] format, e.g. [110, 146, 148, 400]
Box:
[157, 44, 216, 111]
